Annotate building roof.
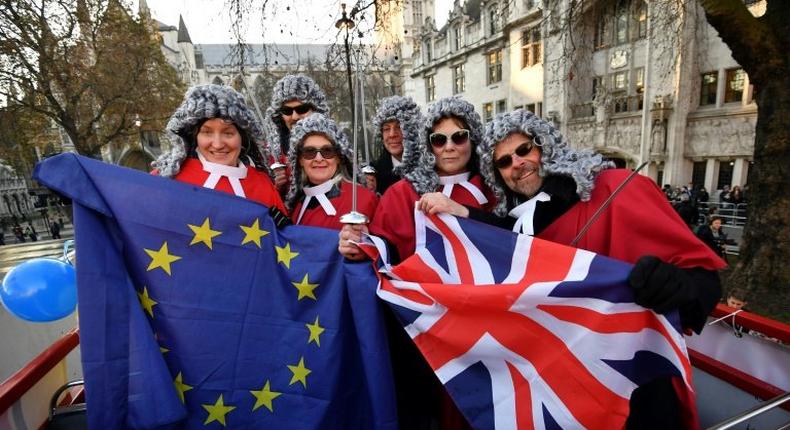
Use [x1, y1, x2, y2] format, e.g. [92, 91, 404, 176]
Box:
[196, 44, 337, 66]
[156, 19, 176, 31]
[177, 15, 192, 44]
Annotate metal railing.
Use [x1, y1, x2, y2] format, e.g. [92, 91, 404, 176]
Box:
[706, 391, 789, 430]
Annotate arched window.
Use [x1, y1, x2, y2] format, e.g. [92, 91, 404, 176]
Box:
[212, 76, 224, 85]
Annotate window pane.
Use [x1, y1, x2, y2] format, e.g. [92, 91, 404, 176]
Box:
[717, 161, 734, 191]
[483, 103, 494, 123]
[692, 162, 707, 188]
[700, 72, 718, 106]
[615, 10, 628, 44]
[724, 68, 745, 103]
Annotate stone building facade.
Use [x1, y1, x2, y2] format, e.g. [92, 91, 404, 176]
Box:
[393, 0, 761, 192]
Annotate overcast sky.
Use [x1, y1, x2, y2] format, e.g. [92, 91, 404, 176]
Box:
[135, 0, 451, 44]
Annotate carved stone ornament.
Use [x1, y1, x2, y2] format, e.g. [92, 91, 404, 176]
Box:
[610, 50, 628, 69]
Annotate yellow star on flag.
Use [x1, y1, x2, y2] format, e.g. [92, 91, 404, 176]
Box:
[137, 286, 157, 318]
[292, 274, 319, 301]
[306, 315, 325, 346]
[144, 242, 181, 275]
[173, 372, 193, 404]
[188, 217, 222, 249]
[239, 218, 269, 248]
[287, 357, 312, 388]
[250, 380, 281, 412]
[160, 346, 170, 354]
[276, 243, 299, 268]
[202, 394, 236, 426]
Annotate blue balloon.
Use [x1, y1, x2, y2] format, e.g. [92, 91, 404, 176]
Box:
[1, 258, 77, 322]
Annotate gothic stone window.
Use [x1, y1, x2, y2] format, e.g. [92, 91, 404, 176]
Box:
[426, 75, 436, 102]
[700, 71, 718, 106]
[521, 27, 542, 68]
[724, 68, 746, 104]
[489, 7, 500, 35]
[483, 102, 494, 123]
[454, 26, 463, 50]
[487, 50, 503, 85]
[453, 64, 466, 94]
[595, 0, 647, 50]
[413, 1, 423, 25]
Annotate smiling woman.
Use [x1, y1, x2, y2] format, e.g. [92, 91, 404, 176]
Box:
[151, 84, 287, 215]
[357, 96, 495, 262]
[285, 114, 377, 230]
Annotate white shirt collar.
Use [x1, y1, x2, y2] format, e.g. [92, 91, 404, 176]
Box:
[438, 172, 488, 205]
[197, 152, 247, 198]
[296, 176, 341, 224]
[508, 191, 551, 235]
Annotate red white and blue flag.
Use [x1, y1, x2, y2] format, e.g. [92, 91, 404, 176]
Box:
[364, 212, 694, 430]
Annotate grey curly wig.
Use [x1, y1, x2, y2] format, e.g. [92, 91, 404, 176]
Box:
[284, 114, 355, 211]
[152, 84, 272, 178]
[479, 109, 613, 216]
[401, 96, 484, 195]
[371, 96, 425, 175]
[261, 74, 330, 159]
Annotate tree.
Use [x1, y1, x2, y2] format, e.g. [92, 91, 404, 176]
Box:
[0, 0, 185, 158]
[697, 0, 789, 320]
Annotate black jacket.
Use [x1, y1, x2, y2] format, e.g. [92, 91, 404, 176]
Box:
[370, 152, 401, 195]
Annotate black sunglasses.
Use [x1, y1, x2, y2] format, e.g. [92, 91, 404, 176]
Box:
[494, 142, 535, 169]
[429, 129, 470, 148]
[279, 104, 314, 116]
[300, 146, 338, 160]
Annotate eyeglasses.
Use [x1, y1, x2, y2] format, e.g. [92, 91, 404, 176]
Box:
[429, 129, 470, 148]
[493, 142, 535, 169]
[300, 146, 338, 160]
[279, 104, 314, 116]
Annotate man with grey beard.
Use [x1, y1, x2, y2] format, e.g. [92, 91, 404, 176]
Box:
[418, 109, 725, 430]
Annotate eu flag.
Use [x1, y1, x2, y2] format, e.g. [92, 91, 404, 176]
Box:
[34, 154, 397, 430]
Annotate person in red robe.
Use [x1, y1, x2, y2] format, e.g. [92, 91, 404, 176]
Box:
[151, 84, 288, 220]
[260, 74, 331, 195]
[421, 109, 725, 430]
[285, 113, 377, 230]
[340, 96, 495, 262]
[340, 96, 495, 430]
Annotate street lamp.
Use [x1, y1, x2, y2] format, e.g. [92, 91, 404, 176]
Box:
[134, 114, 145, 148]
[336, 4, 367, 225]
[336, 3, 355, 118]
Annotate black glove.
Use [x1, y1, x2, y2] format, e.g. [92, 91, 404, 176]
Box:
[269, 206, 291, 229]
[628, 256, 695, 314]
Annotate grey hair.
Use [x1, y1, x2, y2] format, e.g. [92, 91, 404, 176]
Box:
[371, 96, 425, 176]
[479, 109, 613, 216]
[153, 84, 272, 178]
[261, 74, 330, 160]
[284, 114, 355, 211]
[401, 96, 484, 195]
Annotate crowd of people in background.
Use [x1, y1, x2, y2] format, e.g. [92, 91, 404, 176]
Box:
[0, 213, 67, 245]
[661, 182, 747, 259]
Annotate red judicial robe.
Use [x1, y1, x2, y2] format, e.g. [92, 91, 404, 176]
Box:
[371, 175, 495, 260]
[291, 181, 378, 231]
[167, 158, 287, 214]
[538, 169, 726, 270]
[540, 169, 725, 430]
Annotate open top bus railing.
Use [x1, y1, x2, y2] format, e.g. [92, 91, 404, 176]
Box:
[1, 305, 788, 429]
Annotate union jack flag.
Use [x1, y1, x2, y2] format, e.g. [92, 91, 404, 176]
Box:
[366, 212, 693, 430]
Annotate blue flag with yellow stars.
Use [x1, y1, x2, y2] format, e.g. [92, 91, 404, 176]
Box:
[33, 153, 397, 430]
